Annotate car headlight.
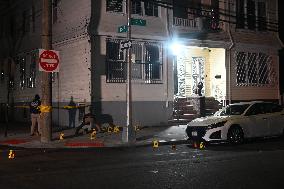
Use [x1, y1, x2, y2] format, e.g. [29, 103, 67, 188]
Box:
[207, 121, 227, 130]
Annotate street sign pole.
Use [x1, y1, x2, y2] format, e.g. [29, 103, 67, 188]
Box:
[41, 0, 52, 143]
[122, 0, 135, 143]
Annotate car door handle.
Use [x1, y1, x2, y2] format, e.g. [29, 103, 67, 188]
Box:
[262, 118, 267, 120]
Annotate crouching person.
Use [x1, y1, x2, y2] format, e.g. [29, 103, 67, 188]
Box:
[75, 110, 101, 135]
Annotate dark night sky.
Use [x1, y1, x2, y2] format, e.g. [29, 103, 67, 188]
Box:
[279, 0, 284, 42]
[279, 1, 284, 40]
[279, 0, 284, 94]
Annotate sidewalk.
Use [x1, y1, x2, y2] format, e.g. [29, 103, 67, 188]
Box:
[0, 122, 189, 149]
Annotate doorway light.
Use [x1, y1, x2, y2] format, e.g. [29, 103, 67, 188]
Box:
[169, 41, 185, 56]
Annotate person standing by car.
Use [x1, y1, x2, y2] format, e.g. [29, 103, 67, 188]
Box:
[30, 94, 41, 136]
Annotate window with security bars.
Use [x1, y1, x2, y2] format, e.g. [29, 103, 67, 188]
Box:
[144, 44, 161, 80]
[7, 58, 15, 90]
[106, 39, 124, 61]
[235, 52, 273, 86]
[258, 53, 269, 84]
[236, 0, 267, 31]
[247, 0, 256, 30]
[236, 52, 246, 84]
[132, 0, 142, 15]
[106, 39, 126, 82]
[236, 0, 245, 28]
[19, 57, 26, 90]
[144, 0, 158, 17]
[257, 2, 267, 31]
[173, 0, 188, 19]
[28, 53, 36, 88]
[106, 0, 123, 13]
[247, 52, 257, 84]
[105, 39, 162, 83]
[53, 0, 61, 23]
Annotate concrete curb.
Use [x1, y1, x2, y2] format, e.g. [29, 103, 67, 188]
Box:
[0, 124, 189, 149]
[0, 139, 191, 150]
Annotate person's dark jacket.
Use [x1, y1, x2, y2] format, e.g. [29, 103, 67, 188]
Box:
[30, 99, 41, 114]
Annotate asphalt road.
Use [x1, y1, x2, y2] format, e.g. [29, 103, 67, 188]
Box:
[1, 137, 284, 189]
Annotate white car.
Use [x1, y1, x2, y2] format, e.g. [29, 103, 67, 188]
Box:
[186, 101, 284, 144]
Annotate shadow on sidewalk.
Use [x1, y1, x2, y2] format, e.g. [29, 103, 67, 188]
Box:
[0, 122, 80, 138]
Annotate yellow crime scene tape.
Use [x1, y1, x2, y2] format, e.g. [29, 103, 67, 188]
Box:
[40, 105, 52, 113]
[14, 105, 30, 109]
[62, 105, 87, 109]
[14, 105, 89, 110]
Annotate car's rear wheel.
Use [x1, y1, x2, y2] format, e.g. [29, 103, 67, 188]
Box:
[227, 126, 244, 145]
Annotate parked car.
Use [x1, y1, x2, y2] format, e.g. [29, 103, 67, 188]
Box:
[186, 101, 284, 144]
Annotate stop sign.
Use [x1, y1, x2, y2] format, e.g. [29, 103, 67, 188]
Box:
[39, 49, 59, 72]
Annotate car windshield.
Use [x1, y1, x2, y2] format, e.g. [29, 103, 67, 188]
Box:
[216, 104, 250, 116]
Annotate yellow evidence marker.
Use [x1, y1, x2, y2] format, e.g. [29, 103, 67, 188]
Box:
[59, 133, 64, 140]
[101, 127, 106, 132]
[113, 126, 120, 133]
[199, 142, 205, 149]
[91, 129, 96, 140]
[107, 127, 113, 133]
[153, 140, 159, 148]
[8, 150, 15, 159]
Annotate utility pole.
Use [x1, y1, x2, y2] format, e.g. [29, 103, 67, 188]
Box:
[41, 0, 52, 143]
[122, 0, 135, 143]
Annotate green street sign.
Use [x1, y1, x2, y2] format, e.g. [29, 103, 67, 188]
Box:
[131, 18, 146, 26]
[118, 25, 128, 33]
[118, 19, 146, 33]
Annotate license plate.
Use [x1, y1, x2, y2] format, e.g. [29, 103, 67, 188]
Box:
[192, 131, 198, 136]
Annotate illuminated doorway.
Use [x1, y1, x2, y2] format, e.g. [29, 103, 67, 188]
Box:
[174, 46, 226, 103]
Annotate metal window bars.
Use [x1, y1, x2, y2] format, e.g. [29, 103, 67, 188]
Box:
[235, 51, 276, 87]
[106, 39, 163, 84]
[106, 61, 163, 84]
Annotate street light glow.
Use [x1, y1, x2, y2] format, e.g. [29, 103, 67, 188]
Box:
[170, 41, 184, 56]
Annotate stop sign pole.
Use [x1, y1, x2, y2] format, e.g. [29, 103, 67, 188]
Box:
[40, 0, 52, 143]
